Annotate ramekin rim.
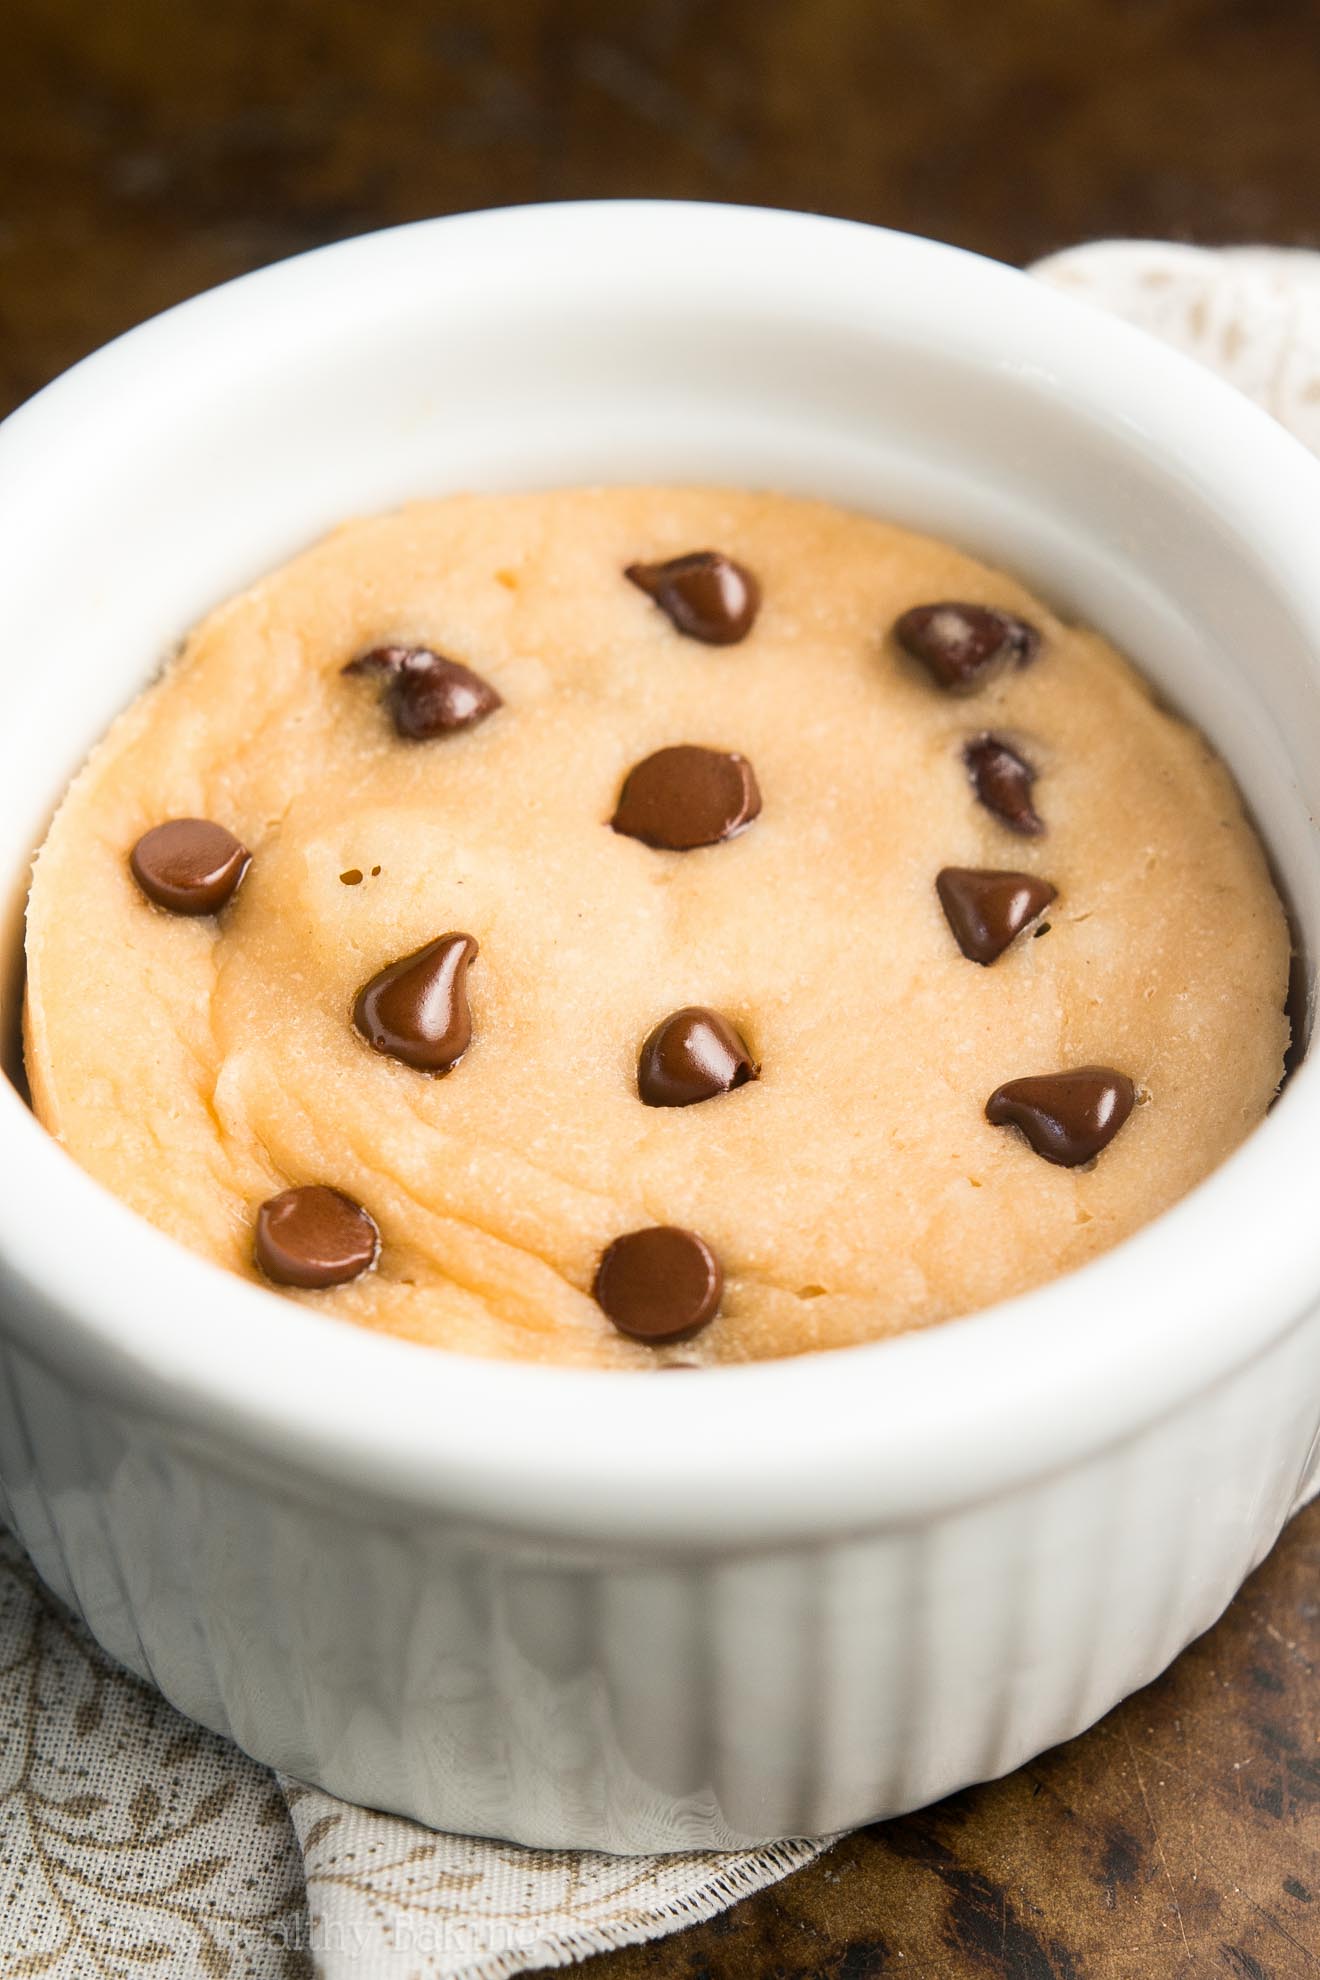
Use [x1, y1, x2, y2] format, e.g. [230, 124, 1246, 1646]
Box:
[2, 200, 1319, 1541]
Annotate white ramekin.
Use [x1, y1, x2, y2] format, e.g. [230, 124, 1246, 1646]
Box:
[1, 203, 1319, 1853]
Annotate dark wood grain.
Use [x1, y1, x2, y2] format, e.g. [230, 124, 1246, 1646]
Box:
[5, 4, 1320, 1973]
[5, 0, 1320, 417]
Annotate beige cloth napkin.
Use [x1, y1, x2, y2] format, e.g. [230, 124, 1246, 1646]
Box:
[5, 240, 1319, 1980]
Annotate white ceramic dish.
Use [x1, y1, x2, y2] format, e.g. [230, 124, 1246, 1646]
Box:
[1, 202, 1319, 1852]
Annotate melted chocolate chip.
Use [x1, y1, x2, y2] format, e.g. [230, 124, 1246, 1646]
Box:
[353, 934, 477, 1074]
[964, 734, 1044, 836]
[936, 867, 1058, 965]
[625, 552, 760, 645]
[638, 1007, 757, 1107]
[129, 819, 249, 915]
[593, 1225, 724, 1343]
[611, 746, 761, 850]
[255, 1185, 379, 1288]
[344, 646, 502, 740]
[986, 1067, 1136, 1167]
[895, 601, 1040, 694]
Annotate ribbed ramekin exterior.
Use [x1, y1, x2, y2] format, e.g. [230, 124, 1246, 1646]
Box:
[1, 1305, 1317, 1852]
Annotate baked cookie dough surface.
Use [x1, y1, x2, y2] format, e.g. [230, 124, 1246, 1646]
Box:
[23, 489, 1291, 1367]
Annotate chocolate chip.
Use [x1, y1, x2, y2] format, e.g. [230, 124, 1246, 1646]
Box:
[611, 746, 761, 850]
[625, 552, 760, 645]
[964, 734, 1044, 835]
[593, 1226, 724, 1343]
[353, 933, 477, 1074]
[344, 646, 502, 740]
[986, 1067, 1136, 1167]
[936, 867, 1057, 965]
[895, 601, 1039, 693]
[129, 819, 249, 915]
[638, 1007, 757, 1107]
[255, 1185, 379, 1288]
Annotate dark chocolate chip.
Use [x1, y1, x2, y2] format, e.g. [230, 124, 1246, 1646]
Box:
[255, 1185, 379, 1288]
[1283, 944, 1309, 1084]
[344, 646, 502, 740]
[611, 746, 761, 851]
[638, 1007, 757, 1107]
[625, 552, 759, 645]
[353, 933, 478, 1074]
[895, 601, 1040, 694]
[964, 734, 1044, 835]
[986, 1067, 1136, 1167]
[936, 867, 1058, 965]
[593, 1225, 724, 1343]
[129, 819, 249, 915]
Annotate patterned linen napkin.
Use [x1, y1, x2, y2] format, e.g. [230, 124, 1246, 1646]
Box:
[0, 1528, 821, 1978]
[1033, 239, 1320, 447]
[4, 241, 1319, 1980]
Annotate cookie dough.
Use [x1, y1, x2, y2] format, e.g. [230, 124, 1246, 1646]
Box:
[23, 488, 1291, 1367]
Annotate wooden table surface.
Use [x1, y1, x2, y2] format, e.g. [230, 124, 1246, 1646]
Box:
[5, 3, 1320, 1973]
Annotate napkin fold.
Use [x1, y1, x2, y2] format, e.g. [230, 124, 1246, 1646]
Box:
[5, 240, 1319, 1980]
